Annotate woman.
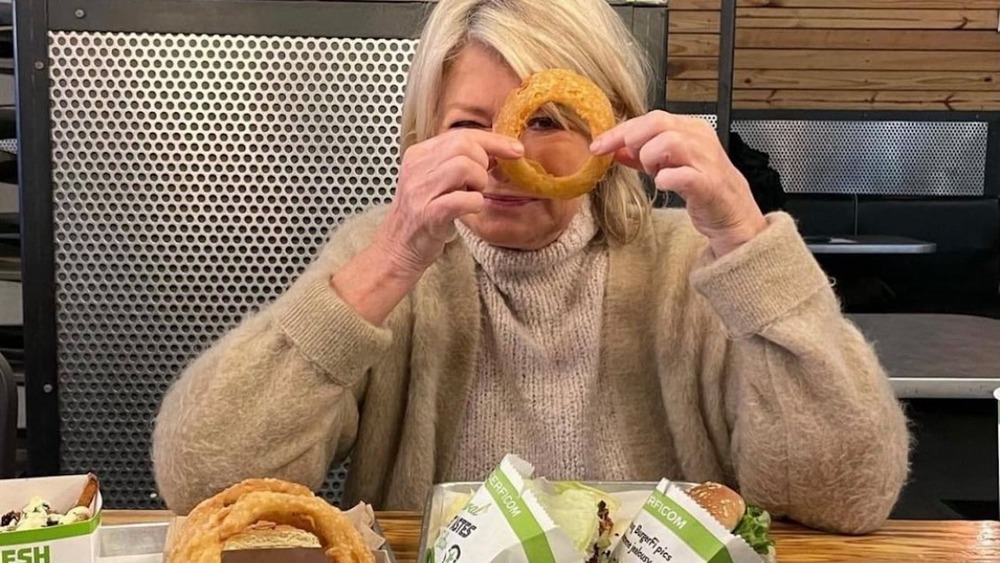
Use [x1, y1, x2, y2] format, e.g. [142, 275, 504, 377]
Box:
[152, 0, 909, 534]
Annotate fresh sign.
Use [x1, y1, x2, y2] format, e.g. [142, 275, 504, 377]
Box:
[0, 546, 50, 563]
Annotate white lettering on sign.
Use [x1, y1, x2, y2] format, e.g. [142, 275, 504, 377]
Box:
[645, 497, 688, 530]
[0, 546, 51, 563]
[487, 473, 522, 518]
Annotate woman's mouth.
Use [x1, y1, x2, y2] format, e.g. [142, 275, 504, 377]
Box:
[483, 194, 538, 207]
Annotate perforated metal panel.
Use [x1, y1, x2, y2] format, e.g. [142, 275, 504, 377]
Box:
[731, 120, 988, 196]
[49, 31, 415, 508]
[678, 116, 988, 196]
[691, 114, 718, 129]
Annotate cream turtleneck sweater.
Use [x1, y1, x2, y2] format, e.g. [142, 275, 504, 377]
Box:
[450, 206, 630, 481]
[153, 204, 911, 535]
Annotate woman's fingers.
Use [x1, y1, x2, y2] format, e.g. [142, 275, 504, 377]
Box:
[377, 129, 524, 277]
[405, 129, 522, 186]
[408, 130, 523, 196]
[637, 131, 690, 177]
[424, 190, 485, 239]
[442, 129, 525, 169]
[590, 110, 722, 203]
[589, 108, 766, 256]
[611, 146, 642, 171]
[428, 155, 490, 196]
[590, 110, 693, 157]
[653, 165, 701, 197]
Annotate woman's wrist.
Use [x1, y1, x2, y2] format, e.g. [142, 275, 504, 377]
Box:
[709, 213, 768, 258]
[330, 241, 423, 326]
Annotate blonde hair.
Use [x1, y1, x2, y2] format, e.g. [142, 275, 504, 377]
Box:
[400, 0, 653, 244]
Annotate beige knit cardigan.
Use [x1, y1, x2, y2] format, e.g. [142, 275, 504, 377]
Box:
[151, 206, 910, 534]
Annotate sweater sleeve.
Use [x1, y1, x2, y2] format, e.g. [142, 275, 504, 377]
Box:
[690, 212, 911, 534]
[151, 210, 395, 514]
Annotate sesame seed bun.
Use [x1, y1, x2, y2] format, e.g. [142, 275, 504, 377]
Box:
[687, 482, 747, 531]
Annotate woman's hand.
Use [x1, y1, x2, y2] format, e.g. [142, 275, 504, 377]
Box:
[590, 110, 767, 257]
[375, 129, 525, 276]
[332, 130, 523, 326]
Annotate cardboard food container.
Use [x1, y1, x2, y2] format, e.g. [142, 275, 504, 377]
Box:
[421, 455, 773, 563]
[612, 479, 767, 563]
[0, 474, 103, 563]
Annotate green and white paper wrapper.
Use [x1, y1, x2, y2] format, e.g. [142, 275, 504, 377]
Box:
[613, 479, 764, 563]
[430, 454, 582, 563]
[0, 474, 103, 563]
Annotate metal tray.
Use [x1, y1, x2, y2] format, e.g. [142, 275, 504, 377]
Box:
[417, 480, 666, 560]
[95, 519, 399, 563]
[98, 521, 170, 561]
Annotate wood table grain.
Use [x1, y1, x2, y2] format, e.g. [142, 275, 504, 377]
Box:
[103, 510, 1000, 562]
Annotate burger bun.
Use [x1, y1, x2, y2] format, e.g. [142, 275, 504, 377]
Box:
[223, 522, 320, 550]
[687, 482, 746, 531]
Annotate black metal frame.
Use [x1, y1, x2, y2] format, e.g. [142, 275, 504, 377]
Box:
[986, 121, 1000, 198]
[666, 101, 1000, 123]
[715, 0, 736, 152]
[50, 0, 433, 38]
[628, 4, 668, 111]
[0, 352, 16, 478]
[17, 0, 670, 476]
[16, 0, 59, 477]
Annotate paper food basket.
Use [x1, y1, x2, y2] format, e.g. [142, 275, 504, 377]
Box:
[0, 474, 103, 563]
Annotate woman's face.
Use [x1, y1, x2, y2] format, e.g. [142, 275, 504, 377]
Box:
[438, 44, 593, 251]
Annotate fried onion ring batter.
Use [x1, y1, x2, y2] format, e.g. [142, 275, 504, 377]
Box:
[167, 478, 313, 561]
[495, 68, 616, 200]
[166, 479, 373, 563]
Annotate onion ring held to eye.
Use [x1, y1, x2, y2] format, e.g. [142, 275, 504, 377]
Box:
[165, 479, 374, 563]
[494, 68, 617, 200]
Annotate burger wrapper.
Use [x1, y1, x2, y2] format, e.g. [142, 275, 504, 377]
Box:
[612, 479, 764, 563]
[430, 454, 582, 563]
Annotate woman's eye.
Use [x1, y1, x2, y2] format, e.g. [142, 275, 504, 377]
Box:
[449, 120, 487, 130]
[527, 116, 560, 131]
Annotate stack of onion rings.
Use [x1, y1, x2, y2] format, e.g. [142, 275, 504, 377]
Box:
[165, 478, 374, 563]
[494, 68, 616, 200]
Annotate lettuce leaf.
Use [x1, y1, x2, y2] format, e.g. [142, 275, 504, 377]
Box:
[733, 504, 775, 555]
[526, 481, 620, 557]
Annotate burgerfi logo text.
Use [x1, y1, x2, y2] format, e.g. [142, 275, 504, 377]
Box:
[0, 546, 50, 563]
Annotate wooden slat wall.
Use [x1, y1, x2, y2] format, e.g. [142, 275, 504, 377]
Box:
[667, 0, 1000, 110]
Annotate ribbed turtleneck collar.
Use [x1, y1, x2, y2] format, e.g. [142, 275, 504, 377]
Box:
[456, 204, 600, 277]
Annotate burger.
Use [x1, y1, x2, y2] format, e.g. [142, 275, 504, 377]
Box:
[687, 482, 776, 563]
[532, 480, 775, 563]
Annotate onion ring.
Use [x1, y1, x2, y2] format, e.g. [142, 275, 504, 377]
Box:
[164, 479, 360, 563]
[187, 478, 313, 522]
[495, 68, 616, 200]
[169, 491, 373, 563]
[167, 478, 313, 561]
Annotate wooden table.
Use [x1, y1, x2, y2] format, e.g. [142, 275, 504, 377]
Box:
[103, 510, 1000, 562]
